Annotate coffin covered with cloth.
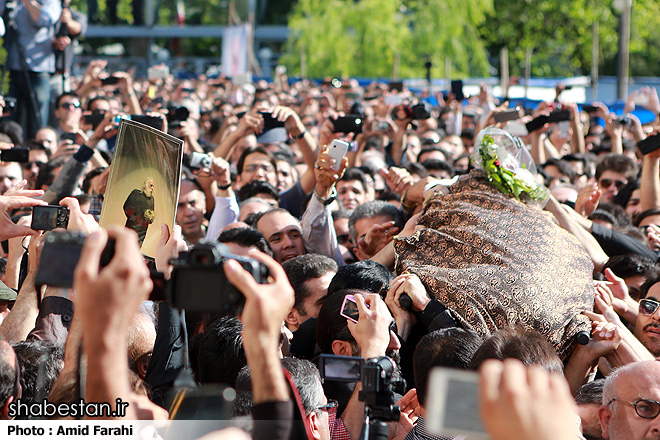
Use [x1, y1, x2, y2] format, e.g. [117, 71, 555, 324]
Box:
[394, 170, 594, 358]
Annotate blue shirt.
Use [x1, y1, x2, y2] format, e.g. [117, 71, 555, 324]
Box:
[0, 0, 62, 72]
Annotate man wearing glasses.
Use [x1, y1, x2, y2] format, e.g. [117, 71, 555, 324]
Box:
[598, 361, 660, 440]
[53, 92, 81, 136]
[634, 294, 660, 357]
[594, 155, 637, 204]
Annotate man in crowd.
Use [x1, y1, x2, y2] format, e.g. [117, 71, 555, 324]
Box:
[0, 0, 61, 138]
[283, 254, 337, 331]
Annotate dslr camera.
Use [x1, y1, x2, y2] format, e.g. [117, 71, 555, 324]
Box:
[168, 242, 269, 314]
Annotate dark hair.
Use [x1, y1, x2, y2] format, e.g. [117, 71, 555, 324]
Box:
[86, 96, 109, 112]
[327, 260, 393, 297]
[236, 146, 278, 176]
[377, 190, 401, 204]
[55, 92, 79, 110]
[12, 340, 64, 407]
[283, 254, 338, 315]
[404, 162, 428, 179]
[281, 357, 324, 415]
[197, 316, 246, 387]
[82, 167, 107, 194]
[0, 119, 24, 146]
[0, 354, 17, 408]
[588, 203, 632, 229]
[575, 379, 605, 405]
[339, 167, 368, 192]
[594, 154, 638, 181]
[23, 139, 51, 159]
[417, 147, 446, 163]
[316, 289, 362, 354]
[613, 178, 640, 209]
[348, 201, 403, 244]
[413, 328, 483, 406]
[218, 227, 273, 257]
[603, 253, 659, 299]
[421, 159, 454, 177]
[542, 158, 576, 183]
[469, 327, 564, 374]
[237, 180, 280, 202]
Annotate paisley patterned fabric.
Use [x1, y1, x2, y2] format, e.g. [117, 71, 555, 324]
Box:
[394, 171, 594, 358]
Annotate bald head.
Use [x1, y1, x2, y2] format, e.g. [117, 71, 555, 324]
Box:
[599, 361, 660, 440]
[127, 313, 156, 379]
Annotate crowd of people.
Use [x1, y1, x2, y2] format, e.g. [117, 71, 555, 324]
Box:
[0, 51, 657, 440]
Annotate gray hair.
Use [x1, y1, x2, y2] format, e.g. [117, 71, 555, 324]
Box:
[348, 200, 403, 244]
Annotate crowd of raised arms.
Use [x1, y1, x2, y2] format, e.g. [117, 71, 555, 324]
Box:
[0, 53, 658, 440]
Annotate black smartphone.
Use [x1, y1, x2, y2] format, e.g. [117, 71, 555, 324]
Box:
[131, 114, 165, 131]
[84, 110, 107, 129]
[525, 114, 549, 133]
[35, 232, 85, 287]
[388, 81, 404, 92]
[582, 105, 598, 114]
[259, 112, 286, 133]
[0, 147, 29, 163]
[31, 205, 69, 231]
[548, 110, 571, 123]
[451, 80, 465, 101]
[61, 132, 77, 143]
[638, 134, 660, 155]
[493, 108, 522, 123]
[331, 116, 364, 134]
[101, 76, 120, 86]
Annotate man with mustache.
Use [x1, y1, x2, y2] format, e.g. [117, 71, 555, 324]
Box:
[633, 283, 660, 356]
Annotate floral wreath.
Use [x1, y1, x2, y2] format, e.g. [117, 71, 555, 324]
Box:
[474, 128, 550, 205]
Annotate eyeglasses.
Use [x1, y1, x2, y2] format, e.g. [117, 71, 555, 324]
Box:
[22, 161, 45, 169]
[60, 102, 81, 110]
[244, 164, 274, 173]
[608, 398, 660, 419]
[639, 299, 660, 316]
[316, 399, 338, 416]
[599, 178, 627, 190]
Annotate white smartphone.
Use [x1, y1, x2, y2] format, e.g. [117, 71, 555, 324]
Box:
[504, 121, 529, 137]
[558, 120, 571, 138]
[634, 92, 650, 107]
[384, 95, 403, 106]
[425, 367, 487, 439]
[147, 65, 170, 81]
[328, 139, 350, 171]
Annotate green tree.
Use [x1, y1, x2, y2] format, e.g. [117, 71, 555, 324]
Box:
[283, 0, 492, 79]
[480, 0, 660, 78]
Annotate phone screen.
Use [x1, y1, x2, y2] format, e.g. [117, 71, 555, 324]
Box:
[426, 367, 486, 439]
[31, 206, 68, 231]
[340, 295, 360, 323]
[319, 354, 363, 381]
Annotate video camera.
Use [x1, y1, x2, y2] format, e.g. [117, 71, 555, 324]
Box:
[319, 354, 405, 426]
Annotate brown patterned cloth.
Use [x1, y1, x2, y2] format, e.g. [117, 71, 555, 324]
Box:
[394, 171, 594, 358]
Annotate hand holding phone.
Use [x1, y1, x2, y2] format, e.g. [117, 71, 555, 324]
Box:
[327, 140, 350, 171]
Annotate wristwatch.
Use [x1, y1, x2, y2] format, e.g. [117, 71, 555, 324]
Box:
[314, 187, 337, 206]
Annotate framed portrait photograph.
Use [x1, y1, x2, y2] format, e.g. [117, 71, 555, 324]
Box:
[100, 119, 184, 258]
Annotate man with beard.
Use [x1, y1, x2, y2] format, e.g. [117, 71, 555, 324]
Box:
[634, 288, 660, 356]
[315, 290, 402, 415]
[123, 177, 155, 248]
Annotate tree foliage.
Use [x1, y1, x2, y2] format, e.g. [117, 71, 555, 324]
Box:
[282, 0, 493, 78]
[480, 0, 660, 77]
